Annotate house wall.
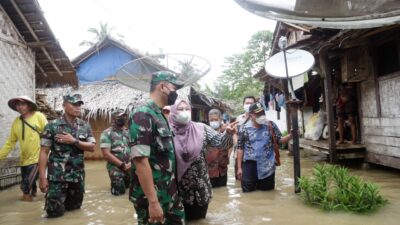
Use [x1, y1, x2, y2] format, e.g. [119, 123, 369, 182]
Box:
[0, 8, 35, 189]
[360, 52, 400, 169]
[0, 8, 35, 159]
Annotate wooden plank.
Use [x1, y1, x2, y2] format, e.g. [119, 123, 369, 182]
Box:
[364, 135, 400, 148]
[379, 76, 400, 118]
[301, 144, 329, 155]
[359, 78, 378, 117]
[365, 152, 400, 169]
[301, 139, 329, 149]
[300, 140, 365, 159]
[301, 138, 366, 150]
[319, 49, 336, 162]
[27, 40, 55, 48]
[370, 46, 382, 117]
[336, 152, 365, 159]
[363, 126, 400, 137]
[0, 32, 26, 48]
[365, 143, 400, 158]
[380, 118, 400, 127]
[363, 117, 400, 127]
[362, 117, 381, 127]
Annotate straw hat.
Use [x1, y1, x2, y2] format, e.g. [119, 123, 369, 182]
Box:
[8, 96, 38, 112]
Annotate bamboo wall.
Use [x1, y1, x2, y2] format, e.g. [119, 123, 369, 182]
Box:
[358, 47, 400, 169]
[0, 8, 35, 188]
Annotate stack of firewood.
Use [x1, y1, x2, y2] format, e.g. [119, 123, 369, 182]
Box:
[35, 93, 59, 120]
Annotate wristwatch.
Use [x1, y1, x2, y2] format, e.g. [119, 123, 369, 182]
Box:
[118, 162, 126, 170]
[73, 139, 79, 146]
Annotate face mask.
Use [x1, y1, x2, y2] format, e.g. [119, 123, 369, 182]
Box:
[244, 104, 251, 113]
[210, 121, 221, 130]
[255, 115, 267, 124]
[165, 88, 178, 105]
[176, 111, 191, 124]
[115, 118, 126, 127]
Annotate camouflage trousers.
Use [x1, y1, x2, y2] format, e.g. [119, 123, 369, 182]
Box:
[45, 181, 84, 218]
[108, 168, 129, 196]
[134, 198, 185, 225]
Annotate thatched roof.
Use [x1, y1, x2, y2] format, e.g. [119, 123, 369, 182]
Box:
[36, 81, 190, 121]
[1, 0, 78, 87]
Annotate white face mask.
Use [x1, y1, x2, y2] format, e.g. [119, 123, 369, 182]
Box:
[244, 104, 251, 113]
[210, 121, 221, 130]
[255, 115, 267, 125]
[176, 111, 191, 124]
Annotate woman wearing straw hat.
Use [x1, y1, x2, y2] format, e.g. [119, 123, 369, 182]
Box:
[0, 96, 48, 201]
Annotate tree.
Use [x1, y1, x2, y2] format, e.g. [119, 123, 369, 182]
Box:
[79, 21, 124, 46]
[212, 30, 273, 113]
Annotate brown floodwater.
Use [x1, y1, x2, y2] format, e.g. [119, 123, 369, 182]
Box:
[0, 152, 399, 225]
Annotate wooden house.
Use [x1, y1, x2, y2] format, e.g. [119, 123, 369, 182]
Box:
[258, 22, 400, 169]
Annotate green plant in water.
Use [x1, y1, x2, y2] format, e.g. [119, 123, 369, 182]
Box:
[298, 164, 388, 213]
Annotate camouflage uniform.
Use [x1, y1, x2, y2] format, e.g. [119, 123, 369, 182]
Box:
[129, 71, 185, 225]
[41, 94, 95, 218]
[100, 125, 131, 195]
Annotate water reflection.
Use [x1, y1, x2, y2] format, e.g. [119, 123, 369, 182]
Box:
[0, 151, 399, 225]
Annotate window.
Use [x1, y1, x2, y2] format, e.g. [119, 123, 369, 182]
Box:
[375, 39, 400, 77]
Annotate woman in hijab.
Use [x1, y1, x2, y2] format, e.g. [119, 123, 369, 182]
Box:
[169, 100, 234, 221]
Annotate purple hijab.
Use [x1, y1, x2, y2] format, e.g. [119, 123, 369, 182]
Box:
[169, 100, 205, 181]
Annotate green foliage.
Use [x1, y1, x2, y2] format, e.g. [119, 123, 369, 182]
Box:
[299, 164, 388, 213]
[212, 30, 273, 114]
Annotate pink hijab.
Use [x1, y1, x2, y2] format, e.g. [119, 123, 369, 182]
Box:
[169, 100, 205, 181]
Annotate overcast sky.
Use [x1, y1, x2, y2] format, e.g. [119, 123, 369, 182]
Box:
[38, 0, 276, 87]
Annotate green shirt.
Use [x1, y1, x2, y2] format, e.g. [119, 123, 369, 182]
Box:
[100, 126, 130, 172]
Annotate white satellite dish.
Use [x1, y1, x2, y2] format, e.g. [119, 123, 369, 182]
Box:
[115, 54, 211, 92]
[265, 49, 315, 78]
[235, 0, 400, 29]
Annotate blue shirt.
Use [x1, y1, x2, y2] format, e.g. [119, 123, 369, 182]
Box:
[237, 120, 282, 179]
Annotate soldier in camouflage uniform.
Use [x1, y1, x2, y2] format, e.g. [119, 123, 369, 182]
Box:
[38, 94, 96, 218]
[100, 109, 131, 195]
[129, 71, 185, 225]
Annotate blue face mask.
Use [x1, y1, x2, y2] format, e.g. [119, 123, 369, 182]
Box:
[210, 121, 221, 130]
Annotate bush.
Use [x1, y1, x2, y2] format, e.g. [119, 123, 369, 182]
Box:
[298, 164, 387, 213]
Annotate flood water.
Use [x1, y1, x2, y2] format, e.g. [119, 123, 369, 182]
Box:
[1, 151, 399, 225]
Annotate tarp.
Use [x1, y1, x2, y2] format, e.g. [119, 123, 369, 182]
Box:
[77, 46, 137, 84]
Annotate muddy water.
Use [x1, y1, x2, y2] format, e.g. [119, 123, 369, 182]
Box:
[0, 152, 399, 225]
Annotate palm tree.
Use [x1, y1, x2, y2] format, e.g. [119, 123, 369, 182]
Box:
[79, 21, 124, 46]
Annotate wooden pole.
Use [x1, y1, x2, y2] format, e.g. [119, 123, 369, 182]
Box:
[283, 79, 292, 134]
[319, 49, 337, 163]
[287, 100, 302, 193]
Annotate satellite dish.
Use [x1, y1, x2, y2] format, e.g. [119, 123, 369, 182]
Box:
[265, 49, 315, 78]
[115, 54, 211, 92]
[235, 0, 400, 29]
